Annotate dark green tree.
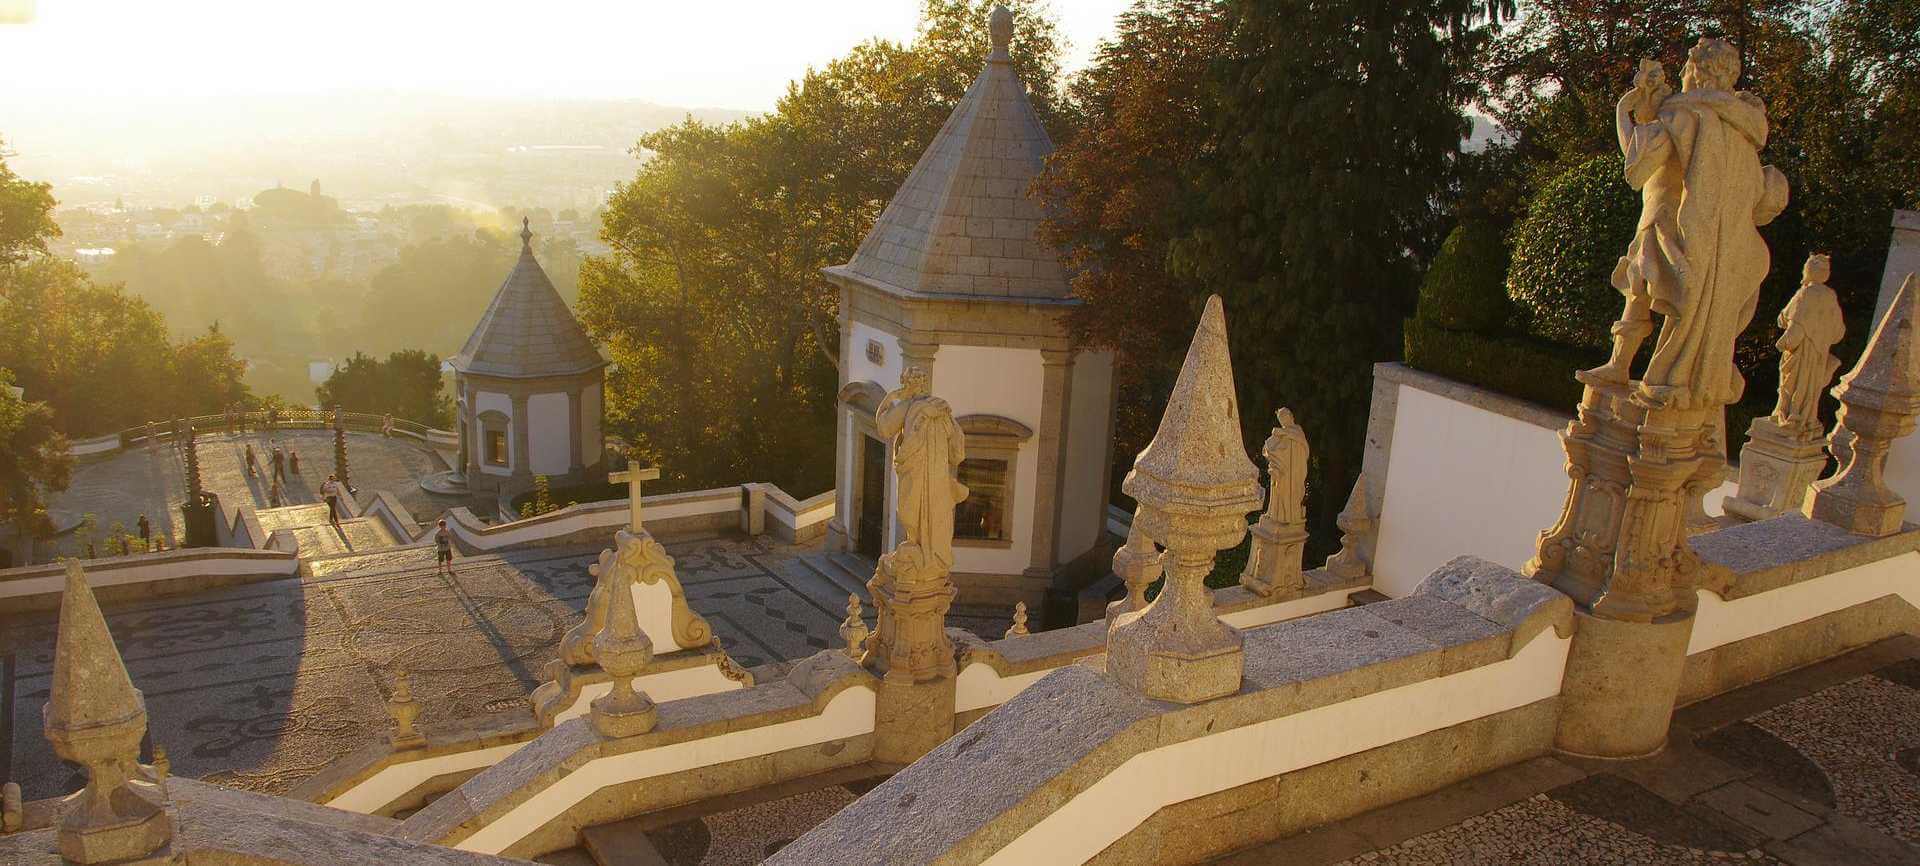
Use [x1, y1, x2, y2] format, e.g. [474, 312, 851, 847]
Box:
[0, 367, 71, 541]
[0, 136, 59, 267]
[1167, 0, 1493, 541]
[314, 350, 453, 426]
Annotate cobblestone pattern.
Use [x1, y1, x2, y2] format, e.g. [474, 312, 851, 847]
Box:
[1, 534, 1016, 801]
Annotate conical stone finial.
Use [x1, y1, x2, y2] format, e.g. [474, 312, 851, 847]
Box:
[44, 559, 172, 864]
[989, 4, 1013, 58]
[1805, 273, 1920, 535]
[520, 216, 533, 250]
[1325, 475, 1376, 579]
[1109, 296, 1261, 704]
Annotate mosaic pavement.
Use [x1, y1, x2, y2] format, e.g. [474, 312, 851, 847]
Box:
[1218, 636, 1920, 866]
[1, 534, 1012, 801]
[43, 429, 471, 559]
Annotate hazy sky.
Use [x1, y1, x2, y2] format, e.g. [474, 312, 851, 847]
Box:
[0, 0, 1131, 111]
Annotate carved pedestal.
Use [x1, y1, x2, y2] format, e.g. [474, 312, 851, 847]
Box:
[1724, 416, 1829, 522]
[863, 548, 957, 763]
[1108, 548, 1245, 704]
[1240, 515, 1306, 597]
[1804, 398, 1918, 536]
[1529, 380, 1724, 623]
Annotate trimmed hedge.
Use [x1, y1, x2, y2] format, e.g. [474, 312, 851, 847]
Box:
[1418, 220, 1512, 333]
[1403, 316, 1593, 411]
[1506, 154, 1639, 348]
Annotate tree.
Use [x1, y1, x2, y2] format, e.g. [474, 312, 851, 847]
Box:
[1169, 0, 1492, 542]
[1505, 155, 1639, 347]
[1034, 0, 1232, 470]
[0, 136, 59, 266]
[582, 0, 1065, 495]
[314, 350, 452, 426]
[357, 233, 518, 356]
[0, 367, 71, 540]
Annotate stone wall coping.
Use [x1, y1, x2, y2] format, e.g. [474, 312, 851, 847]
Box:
[1373, 361, 1571, 432]
[0, 778, 523, 866]
[1894, 208, 1920, 232]
[0, 545, 295, 583]
[772, 557, 1563, 865]
[1215, 567, 1373, 616]
[397, 653, 876, 845]
[287, 713, 543, 805]
[1693, 513, 1920, 599]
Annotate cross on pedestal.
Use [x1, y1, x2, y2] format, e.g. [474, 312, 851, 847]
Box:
[609, 462, 661, 533]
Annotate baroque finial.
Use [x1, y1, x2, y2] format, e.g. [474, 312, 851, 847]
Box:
[520, 216, 533, 249]
[989, 4, 1013, 56]
[1004, 601, 1030, 638]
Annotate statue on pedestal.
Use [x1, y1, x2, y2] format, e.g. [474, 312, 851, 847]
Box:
[864, 366, 969, 683]
[1532, 38, 1789, 622]
[1725, 254, 1847, 521]
[1241, 409, 1309, 597]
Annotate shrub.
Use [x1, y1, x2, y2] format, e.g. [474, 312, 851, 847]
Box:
[1403, 316, 1594, 410]
[1506, 155, 1639, 348]
[1417, 220, 1513, 334]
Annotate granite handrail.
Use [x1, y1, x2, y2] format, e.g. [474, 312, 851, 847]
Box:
[394, 653, 878, 859]
[772, 557, 1574, 866]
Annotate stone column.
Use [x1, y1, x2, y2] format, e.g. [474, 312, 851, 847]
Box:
[566, 386, 585, 477]
[511, 392, 531, 485]
[829, 300, 856, 552]
[1029, 348, 1074, 620]
[1107, 297, 1262, 704]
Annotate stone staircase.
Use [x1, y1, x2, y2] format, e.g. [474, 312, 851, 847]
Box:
[254, 502, 403, 558]
[796, 549, 877, 603]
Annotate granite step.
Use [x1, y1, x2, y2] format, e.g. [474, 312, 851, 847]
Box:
[581, 819, 671, 866]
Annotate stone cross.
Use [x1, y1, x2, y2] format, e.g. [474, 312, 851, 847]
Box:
[610, 462, 661, 533]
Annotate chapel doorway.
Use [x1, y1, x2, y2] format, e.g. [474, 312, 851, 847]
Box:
[857, 435, 887, 558]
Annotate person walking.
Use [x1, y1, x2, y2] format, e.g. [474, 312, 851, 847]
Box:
[270, 444, 287, 484]
[244, 443, 259, 477]
[433, 518, 454, 574]
[136, 514, 151, 550]
[288, 448, 302, 475]
[322, 474, 344, 525]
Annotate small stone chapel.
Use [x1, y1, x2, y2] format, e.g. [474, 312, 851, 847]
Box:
[452, 219, 608, 498]
[824, 7, 1117, 611]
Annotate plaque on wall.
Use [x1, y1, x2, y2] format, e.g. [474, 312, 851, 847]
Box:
[865, 339, 885, 365]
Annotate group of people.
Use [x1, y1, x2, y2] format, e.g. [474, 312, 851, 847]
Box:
[243, 441, 301, 482]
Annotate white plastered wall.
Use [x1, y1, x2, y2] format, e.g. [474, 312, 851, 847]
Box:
[1372, 384, 1734, 597]
[981, 629, 1572, 865]
[935, 344, 1043, 576]
[528, 392, 571, 475]
[1689, 550, 1920, 656]
[476, 391, 514, 476]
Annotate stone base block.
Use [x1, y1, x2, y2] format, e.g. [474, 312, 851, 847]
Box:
[873, 674, 956, 765]
[1107, 616, 1245, 704]
[1555, 609, 1694, 759]
[1804, 489, 1906, 538]
[58, 783, 172, 865]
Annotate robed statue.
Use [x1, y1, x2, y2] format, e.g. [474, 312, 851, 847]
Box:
[1261, 409, 1309, 525]
[1773, 254, 1846, 431]
[875, 366, 969, 571]
[1583, 39, 1790, 410]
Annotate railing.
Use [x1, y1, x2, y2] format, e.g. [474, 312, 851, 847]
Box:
[72, 409, 458, 461]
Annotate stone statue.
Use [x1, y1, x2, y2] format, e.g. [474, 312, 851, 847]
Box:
[1582, 40, 1790, 410]
[1260, 409, 1309, 525]
[875, 366, 969, 570]
[1773, 253, 1846, 431]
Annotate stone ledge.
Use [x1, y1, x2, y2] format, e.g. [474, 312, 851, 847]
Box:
[1373, 361, 1570, 432]
[772, 558, 1555, 865]
[1693, 513, 1920, 599]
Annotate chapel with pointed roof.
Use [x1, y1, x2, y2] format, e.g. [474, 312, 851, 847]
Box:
[824, 5, 1117, 618]
[451, 219, 608, 498]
